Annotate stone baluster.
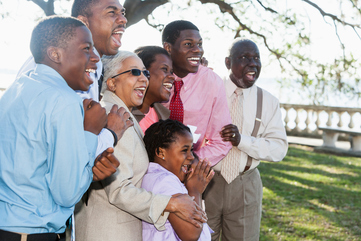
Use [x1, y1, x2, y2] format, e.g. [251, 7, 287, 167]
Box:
[305, 109, 313, 133]
[295, 108, 301, 132]
[284, 107, 291, 132]
[337, 111, 345, 128]
[314, 110, 323, 135]
[348, 112, 355, 129]
[326, 111, 333, 127]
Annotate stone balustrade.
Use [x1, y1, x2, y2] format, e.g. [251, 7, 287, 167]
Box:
[280, 103, 361, 139]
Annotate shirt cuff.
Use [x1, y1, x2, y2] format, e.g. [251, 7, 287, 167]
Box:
[152, 195, 172, 231]
[95, 128, 114, 156]
[84, 131, 98, 166]
[238, 134, 252, 152]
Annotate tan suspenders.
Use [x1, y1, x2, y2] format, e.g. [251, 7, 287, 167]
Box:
[243, 87, 263, 173]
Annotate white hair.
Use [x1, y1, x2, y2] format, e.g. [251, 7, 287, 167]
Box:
[101, 50, 138, 93]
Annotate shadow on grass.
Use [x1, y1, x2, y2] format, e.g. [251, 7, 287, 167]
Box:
[258, 146, 361, 241]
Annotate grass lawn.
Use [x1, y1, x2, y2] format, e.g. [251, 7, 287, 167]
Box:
[258, 145, 361, 241]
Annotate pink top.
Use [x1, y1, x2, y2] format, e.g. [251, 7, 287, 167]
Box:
[141, 163, 212, 241]
[139, 107, 158, 133]
[163, 65, 232, 166]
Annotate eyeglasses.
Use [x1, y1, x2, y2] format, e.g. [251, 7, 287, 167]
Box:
[111, 69, 150, 79]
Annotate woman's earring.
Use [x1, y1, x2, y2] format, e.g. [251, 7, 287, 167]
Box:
[162, 157, 165, 160]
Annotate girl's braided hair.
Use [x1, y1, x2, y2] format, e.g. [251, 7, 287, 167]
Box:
[144, 119, 191, 162]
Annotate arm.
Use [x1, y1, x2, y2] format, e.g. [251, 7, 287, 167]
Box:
[222, 101, 288, 162]
[47, 101, 97, 207]
[101, 127, 206, 230]
[168, 160, 214, 241]
[101, 127, 172, 228]
[95, 105, 134, 156]
[195, 75, 232, 166]
[239, 102, 287, 161]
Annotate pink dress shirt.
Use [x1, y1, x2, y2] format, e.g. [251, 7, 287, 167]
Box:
[139, 107, 158, 133]
[163, 65, 232, 166]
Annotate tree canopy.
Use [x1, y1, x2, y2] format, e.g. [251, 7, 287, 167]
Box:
[9, 0, 361, 104]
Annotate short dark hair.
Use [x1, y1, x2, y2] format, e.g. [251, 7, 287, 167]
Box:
[134, 46, 170, 69]
[229, 38, 256, 57]
[162, 20, 199, 45]
[144, 119, 191, 162]
[30, 16, 86, 63]
[71, 0, 99, 17]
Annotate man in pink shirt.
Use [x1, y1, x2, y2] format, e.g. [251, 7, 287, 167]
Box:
[162, 20, 232, 165]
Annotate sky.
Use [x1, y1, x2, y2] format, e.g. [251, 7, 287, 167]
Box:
[0, 0, 360, 106]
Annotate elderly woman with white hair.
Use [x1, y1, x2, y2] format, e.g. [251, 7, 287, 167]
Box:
[75, 50, 207, 241]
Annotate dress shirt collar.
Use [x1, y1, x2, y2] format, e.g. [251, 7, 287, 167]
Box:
[224, 75, 257, 100]
[33, 64, 71, 90]
[174, 65, 208, 87]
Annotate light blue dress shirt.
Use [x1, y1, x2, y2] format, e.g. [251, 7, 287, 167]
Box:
[17, 49, 113, 157]
[0, 64, 97, 234]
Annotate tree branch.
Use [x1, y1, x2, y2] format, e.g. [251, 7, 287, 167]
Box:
[29, 0, 55, 16]
[124, 0, 168, 27]
[255, 0, 278, 14]
[302, 0, 361, 30]
[198, 0, 308, 81]
[348, 0, 361, 14]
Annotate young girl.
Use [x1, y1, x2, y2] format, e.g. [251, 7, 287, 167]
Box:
[142, 119, 214, 241]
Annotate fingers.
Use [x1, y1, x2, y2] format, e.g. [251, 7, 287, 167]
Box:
[221, 124, 234, 131]
[197, 159, 207, 175]
[220, 124, 238, 136]
[206, 169, 215, 182]
[125, 118, 134, 129]
[200, 57, 208, 67]
[103, 148, 120, 168]
[198, 160, 214, 182]
[92, 149, 119, 181]
[107, 105, 134, 140]
[83, 100, 107, 135]
[83, 99, 92, 109]
[194, 201, 207, 222]
[109, 104, 119, 114]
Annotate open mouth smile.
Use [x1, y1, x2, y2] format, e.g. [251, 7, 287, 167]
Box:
[163, 82, 173, 92]
[111, 29, 125, 47]
[181, 164, 191, 174]
[187, 57, 201, 66]
[85, 68, 96, 77]
[245, 71, 256, 81]
[134, 86, 146, 97]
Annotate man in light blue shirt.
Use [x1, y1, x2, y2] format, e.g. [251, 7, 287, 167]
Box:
[0, 16, 108, 240]
[16, 0, 132, 158]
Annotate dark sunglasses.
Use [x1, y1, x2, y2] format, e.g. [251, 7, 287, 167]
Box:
[111, 69, 150, 79]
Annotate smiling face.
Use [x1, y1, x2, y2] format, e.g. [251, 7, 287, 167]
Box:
[164, 29, 203, 78]
[58, 26, 99, 91]
[108, 56, 149, 109]
[81, 0, 127, 57]
[146, 54, 174, 104]
[162, 131, 194, 183]
[225, 40, 262, 89]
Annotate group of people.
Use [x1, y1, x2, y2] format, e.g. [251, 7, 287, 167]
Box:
[0, 0, 288, 241]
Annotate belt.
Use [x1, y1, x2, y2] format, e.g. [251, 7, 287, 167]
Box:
[0, 229, 65, 241]
[214, 167, 255, 177]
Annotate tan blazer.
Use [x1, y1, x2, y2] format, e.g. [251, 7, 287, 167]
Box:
[75, 90, 171, 241]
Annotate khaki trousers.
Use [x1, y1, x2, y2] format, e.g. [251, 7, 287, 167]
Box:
[203, 168, 263, 241]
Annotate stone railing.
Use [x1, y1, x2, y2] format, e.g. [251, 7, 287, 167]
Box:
[280, 104, 361, 139]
